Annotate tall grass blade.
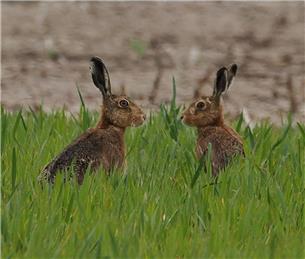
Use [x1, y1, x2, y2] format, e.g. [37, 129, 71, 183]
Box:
[160, 78, 181, 142]
[1, 110, 7, 151]
[170, 77, 177, 114]
[235, 112, 243, 133]
[28, 106, 38, 123]
[108, 227, 119, 257]
[191, 143, 212, 188]
[77, 85, 86, 108]
[65, 192, 75, 223]
[297, 122, 305, 140]
[245, 126, 255, 150]
[12, 110, 22, 138]
[268, 122, 291, 157]
[11, 147, 17, 192]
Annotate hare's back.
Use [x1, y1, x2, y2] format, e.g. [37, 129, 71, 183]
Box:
[197, 126, 244, 174]
[43, 129, 104, 173]
[212, 128, 243, 172]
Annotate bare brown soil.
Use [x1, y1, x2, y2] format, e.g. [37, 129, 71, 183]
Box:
[2, 2, 305, 124]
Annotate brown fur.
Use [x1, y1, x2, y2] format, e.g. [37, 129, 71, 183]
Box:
[38, 57, 145, 184]
[181, 65, 244, 176]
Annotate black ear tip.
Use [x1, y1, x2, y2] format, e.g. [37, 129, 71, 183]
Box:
[90, 56, 108, 75]
[230, 64, 238, 75]
[217, 67, 227, 73]
[90, 56, 103, 64]
[216, 67, 227, 78]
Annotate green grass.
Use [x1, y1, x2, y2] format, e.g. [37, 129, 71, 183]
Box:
[1, 96, 305, 258]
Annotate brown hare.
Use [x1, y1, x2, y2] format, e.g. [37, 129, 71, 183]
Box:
[181, 64, 244, 176]
[38, 56, 146, 184]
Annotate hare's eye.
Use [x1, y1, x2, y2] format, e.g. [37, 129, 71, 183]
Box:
[196, 101, 206, 110]
[119, 99, 129, 108]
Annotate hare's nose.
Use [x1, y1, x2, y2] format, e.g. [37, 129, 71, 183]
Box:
[142, 114, 146, 121]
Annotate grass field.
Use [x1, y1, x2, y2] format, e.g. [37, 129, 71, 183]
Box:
[1, 89, 305, 258]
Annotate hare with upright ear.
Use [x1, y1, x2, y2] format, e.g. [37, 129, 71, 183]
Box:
[38, 56, 146, 184]
[181, 64, 244, 176]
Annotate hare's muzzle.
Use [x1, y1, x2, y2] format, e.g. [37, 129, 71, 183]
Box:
[139, 114, 146, 124]
[180, 111, 188, 123]
[180, 111, 192, 126]
[132, 114, 146, 127]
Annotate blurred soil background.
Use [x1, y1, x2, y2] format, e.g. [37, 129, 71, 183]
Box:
[2, 1, 304, 124]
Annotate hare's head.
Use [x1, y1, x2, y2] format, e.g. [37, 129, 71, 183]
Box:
[90, 56, 146, 128]
[181, 64, 238, 128]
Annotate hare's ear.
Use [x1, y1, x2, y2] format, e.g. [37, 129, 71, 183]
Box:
[213, 64, 238, 101]
[227, 64, 238, 87]
[213, 67, 228, 100]
[90, 56, 112, 98]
